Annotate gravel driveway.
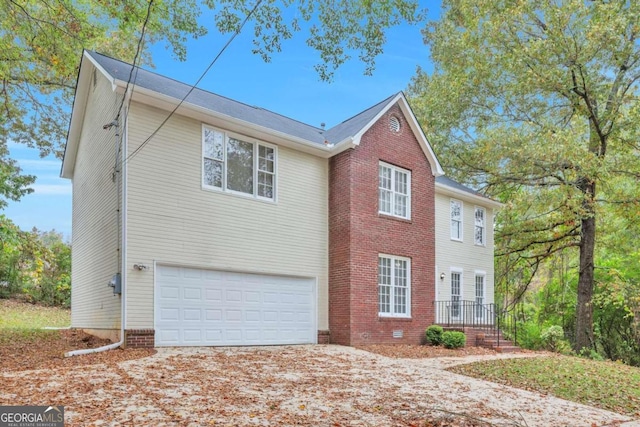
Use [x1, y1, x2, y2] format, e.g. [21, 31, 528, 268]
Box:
[0, 345, 637, 426]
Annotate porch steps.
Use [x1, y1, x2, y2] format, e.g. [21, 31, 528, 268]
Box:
[475, 331, 521, 353]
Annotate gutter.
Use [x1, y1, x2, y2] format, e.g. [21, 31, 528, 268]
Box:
[66, 106, 129, 357]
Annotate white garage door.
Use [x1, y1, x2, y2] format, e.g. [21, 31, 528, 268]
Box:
[154, 265, 316, 346]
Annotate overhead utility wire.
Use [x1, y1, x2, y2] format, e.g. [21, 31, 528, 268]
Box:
[124, 0, 264, 164]
[115, 0, 155, 123]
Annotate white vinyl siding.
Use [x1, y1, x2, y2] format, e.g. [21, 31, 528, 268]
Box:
[378, 254, 411, 318]
[450, 199, 463, 241]
[126, 103, 328, 331]
[475, 207, 486, 246]
[378, 162, 411, 219]
[202, 125, 276, 201]
[70, 71, 122, 330]
[434, 189, 495, 307]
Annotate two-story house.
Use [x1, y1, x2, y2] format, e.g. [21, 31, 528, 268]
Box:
[61, 51, 498, 348]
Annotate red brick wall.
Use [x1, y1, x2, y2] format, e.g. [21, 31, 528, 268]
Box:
[329, 103, 436, 345]
[125, 329, 155, 348]
[329, 149, 353, 345]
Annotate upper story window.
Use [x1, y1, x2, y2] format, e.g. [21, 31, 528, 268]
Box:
[202, 125, 276, 201]
[378, 254, 411, 318]
[475, 207, 486, 246]
[450, 199, 463, 241]
[378, 162, 411, 219]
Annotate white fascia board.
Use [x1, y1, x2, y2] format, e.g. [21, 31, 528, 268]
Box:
[61, 53, 94, 179]
[435, 181, 503, 209]
[114, 81, 335, 158]
[398, 96, 445, 177]
[61, 51, 123, 179]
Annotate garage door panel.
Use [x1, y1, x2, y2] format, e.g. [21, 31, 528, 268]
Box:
[155, 265, 316, 347]
[245, 291, 261, 303]
[226, 289, 242, 302]
[182, 287, 200, 300]
[206, 309, 222, 321]
[183, 309, 201, 321]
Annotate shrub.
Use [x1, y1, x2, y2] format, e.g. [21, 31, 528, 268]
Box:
[515, 321, 543, 350]
[442, 331, 466, 349]
[425, 325, 444, 345]
[579, 347, 604, 361]
[541, 325, 565, 352]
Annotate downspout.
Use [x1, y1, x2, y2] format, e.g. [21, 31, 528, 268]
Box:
[66, 105, 129, 357]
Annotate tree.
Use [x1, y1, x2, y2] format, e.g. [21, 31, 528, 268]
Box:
[408, 0, 640, 351]
[0, 0, 423, 207]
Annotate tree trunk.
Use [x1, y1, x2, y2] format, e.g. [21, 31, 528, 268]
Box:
[575, 181, 596, 352]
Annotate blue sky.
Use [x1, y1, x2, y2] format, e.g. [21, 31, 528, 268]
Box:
[4, 2, 439, 238]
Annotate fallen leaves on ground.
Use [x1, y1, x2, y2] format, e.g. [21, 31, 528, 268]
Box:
[357, 344, 497, 359]
[0, 345, 629, 426]
[0, 328, 154, 371]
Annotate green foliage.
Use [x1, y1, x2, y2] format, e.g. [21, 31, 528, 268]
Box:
[579, 347, 604, 362]
[441, 331, 466, 349]
[515, 321, 543, 351]
[1, 0, 423, 158]
[0, 216, 71, 308]
[451, 355, 640, 416]
[540, 325, 571, 354]
[425, 325, 444, 345]
[409, 0, 640, 352]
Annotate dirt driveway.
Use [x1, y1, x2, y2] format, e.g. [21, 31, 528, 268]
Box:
[0, 345, 636, 426]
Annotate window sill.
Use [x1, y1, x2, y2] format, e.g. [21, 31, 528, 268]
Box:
[201, 185, 277, 205]
[378, 213, 412, 224]
[474, 243, 486, 247]
[378, 315, 413, 322]
[450, 238, 463, 243]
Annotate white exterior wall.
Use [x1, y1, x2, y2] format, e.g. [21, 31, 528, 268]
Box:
[124, 102, 329, 330]
[434, 190, 495, 305]
[70, 70, 122, 330]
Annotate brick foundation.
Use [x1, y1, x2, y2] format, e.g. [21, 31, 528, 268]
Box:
[125, 329, 155, 348]
[329, 103, 436, 346]
[317, 330, 330, 344]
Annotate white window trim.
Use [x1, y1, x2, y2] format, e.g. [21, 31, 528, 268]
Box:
[474, 206, 486, 246]
[378, 253, 412, 318]
[201, 124, 278, 202]
[450, 267, 464, 319]
[450, 199, 463, 242]
[378, 161, 412, 220]
[474, 270, 487, 318]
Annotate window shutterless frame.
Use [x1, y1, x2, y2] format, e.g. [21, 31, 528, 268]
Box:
[202, 124, 277, 202]
[378, 161, 411, 220]
[378, 254, 411, 318]
[474, 206, 486, 246]
[450, 199, 463, 241]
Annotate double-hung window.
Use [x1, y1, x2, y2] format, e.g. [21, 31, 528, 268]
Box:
[378, 162, 411, 219]
[378, 255, 411, 317]
[450, 199, 463, 241]
[450, 270, 462, 319]
[203, 126, 276, 200]
[475, 272, 485, 319]
[475, 207, 486, 246]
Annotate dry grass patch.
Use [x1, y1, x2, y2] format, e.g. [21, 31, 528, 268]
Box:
[450, 354, 640, 416]
[0, 298, 70, 328]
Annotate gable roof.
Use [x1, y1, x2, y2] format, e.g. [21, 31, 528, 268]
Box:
[435, 176, 502, 208]
[62, 50, 443, 178]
